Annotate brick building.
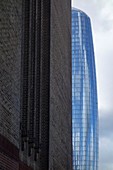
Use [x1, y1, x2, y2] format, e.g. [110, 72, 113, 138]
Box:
[0, 0, 72, 170]
[0, 0, 21, 169]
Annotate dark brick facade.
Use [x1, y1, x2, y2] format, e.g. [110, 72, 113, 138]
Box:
[49, 1, 72, 170]
[20, 1, 51, 169]
[0, 0, 72, 170]
[0, 0, 22, 148]
[0, 133, 33, 170]
[20, 1, 72, 170]
[0, 152, 19, 170]
[0, 1, 22, 169]
[0, 134, 19, 170]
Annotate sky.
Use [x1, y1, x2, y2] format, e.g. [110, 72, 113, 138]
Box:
[72, 0, 113, 170]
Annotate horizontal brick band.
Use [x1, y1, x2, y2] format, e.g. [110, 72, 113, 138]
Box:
[0, 134, 19, 161]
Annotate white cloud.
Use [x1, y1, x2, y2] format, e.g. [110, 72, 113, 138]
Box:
[94, 30, 113, 111]
[100, 137, 113, 170]
[99, 109, 113, 170]
[99, 110, 113, 170]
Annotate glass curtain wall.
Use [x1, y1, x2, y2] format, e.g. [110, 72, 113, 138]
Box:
[72, 8, 98, 170]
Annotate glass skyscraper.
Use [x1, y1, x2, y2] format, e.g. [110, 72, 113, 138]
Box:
[72, 8, 98, 170]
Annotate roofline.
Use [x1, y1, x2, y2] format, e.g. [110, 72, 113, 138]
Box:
[72, 7, 89, 18]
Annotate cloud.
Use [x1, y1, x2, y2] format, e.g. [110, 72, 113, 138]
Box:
[99, 109, 113, 138]
[94, 30, 113, 111]
[72, 0, 113, 30]
[100, 137, 113, 170]
[99, 109, 113, 170]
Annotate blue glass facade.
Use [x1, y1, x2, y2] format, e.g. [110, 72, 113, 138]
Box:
[72, 8, 98, 170]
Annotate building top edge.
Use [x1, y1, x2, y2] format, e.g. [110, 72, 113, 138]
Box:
[72, 7, 89, 18]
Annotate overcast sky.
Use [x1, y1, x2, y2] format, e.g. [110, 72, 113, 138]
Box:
[72, 0, 113, 170]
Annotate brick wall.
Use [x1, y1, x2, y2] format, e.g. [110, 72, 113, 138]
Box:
[0, 133, 32, 170]
[49, 0, 72, 169]
[0, 0, 22, 147]
[0, 1, 34, 169]
[0, 0, 72, 170]
[19, 161, 33, 170]
[0, 133, 19, 169]
[0, 152, 19, 170]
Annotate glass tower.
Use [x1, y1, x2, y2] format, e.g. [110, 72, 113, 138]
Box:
[72, 8, 98, 170]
